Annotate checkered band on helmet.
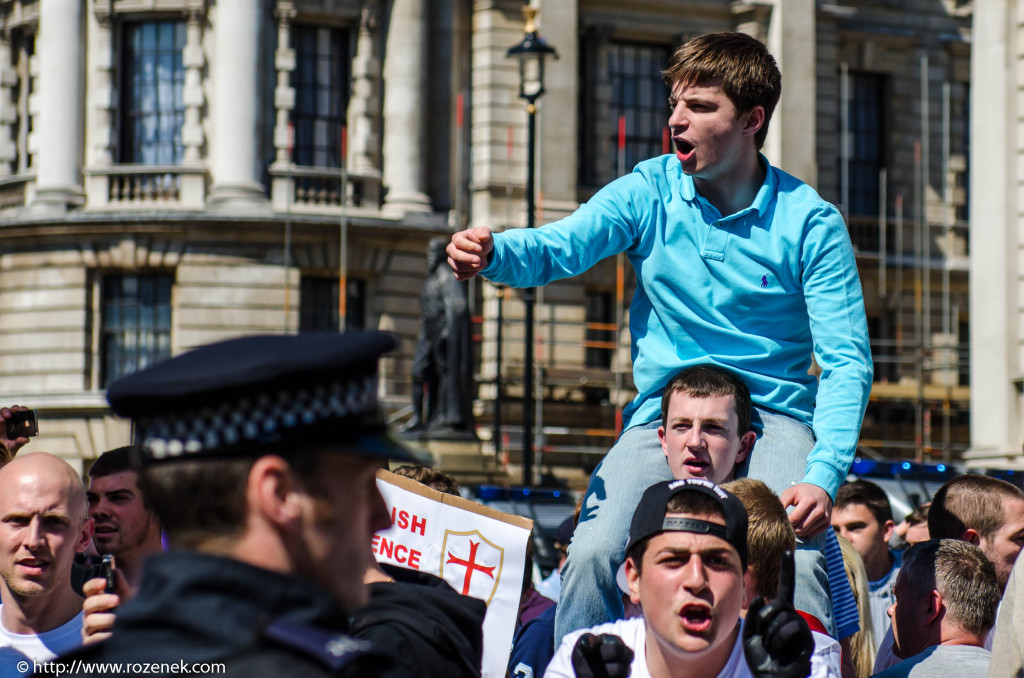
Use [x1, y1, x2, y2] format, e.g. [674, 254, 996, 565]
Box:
[136, 375, 379, 461]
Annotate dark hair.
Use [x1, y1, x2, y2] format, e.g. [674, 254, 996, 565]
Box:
[139, 451, 325, 550]
[929, 474, 1024, 541]
[88, 446, 135, 479]
[391, 464, 461, 497]
[900, 538, 1000, 636]
[904, 503, 930, 527]
[835, 479, 894, 526]
[723, 478, 793, 599]
[626, 490, 726, 576]
[660, 364, 752, 436]
[662, 32, 781, 149]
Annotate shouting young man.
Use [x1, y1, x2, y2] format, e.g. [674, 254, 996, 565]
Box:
[447, 31, 872, 642]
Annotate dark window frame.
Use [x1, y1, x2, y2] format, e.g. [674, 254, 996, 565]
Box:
[118, 20, 186, 165]
[290, 24, 351, 168]
[100, 272, 174, 387]
[842, 71, 888, 217]
[299, 276, 366, 333]
[580, 39, 671, 188]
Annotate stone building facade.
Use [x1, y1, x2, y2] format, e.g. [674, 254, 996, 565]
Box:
[964, 0, 1024, 468]
[0, 0, 973, 473]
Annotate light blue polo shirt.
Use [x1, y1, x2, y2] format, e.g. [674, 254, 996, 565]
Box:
[482, 154, 872, 498]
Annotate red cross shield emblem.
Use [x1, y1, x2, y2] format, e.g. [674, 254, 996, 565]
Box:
[439, 529, 504, 605]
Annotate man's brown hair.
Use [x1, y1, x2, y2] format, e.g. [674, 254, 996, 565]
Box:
[928, 474, 1024, 541]
[140, 451, 325, 550]
[662, 32, 781, 149]
[835, 479, 894, 526]
[723, 478, 794, 599]
[660, 363, 753, 436]
[391, 464, 461, 497]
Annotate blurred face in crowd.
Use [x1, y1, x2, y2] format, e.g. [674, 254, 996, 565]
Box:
[660, 391, 755, 485]
[88, 470, 160, 561]
[888, 571, 931, 659]
[978, 496, 1024, 591]
[291, 454, 391, 610]
[832, 503, 894, 577]
[0, 453, 93, 599]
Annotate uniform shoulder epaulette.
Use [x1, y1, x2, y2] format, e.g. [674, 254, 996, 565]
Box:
[263, 619, 379, 671]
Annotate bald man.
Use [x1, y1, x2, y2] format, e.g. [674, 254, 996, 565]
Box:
[0, 453, 94, 676]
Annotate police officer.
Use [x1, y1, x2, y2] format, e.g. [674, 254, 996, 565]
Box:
[55, 331, 431, 676]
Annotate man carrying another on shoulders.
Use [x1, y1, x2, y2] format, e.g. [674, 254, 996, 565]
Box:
[448, 30, 872, 642]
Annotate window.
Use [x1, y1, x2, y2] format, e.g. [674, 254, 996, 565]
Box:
[581, 41, 670, 187]
[101, 273, 173, 387]
[6, 30, 34, 172]
[291, 26, 349, 168]
[584, 290, 615, 369]
[299, 277, 365, 332]
[119, 21, 186, 164]
[841, 72, 887, 217]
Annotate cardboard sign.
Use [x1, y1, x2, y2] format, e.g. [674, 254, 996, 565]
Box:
[374, 470, 533, 678]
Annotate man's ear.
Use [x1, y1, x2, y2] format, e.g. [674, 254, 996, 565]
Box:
[741, 569, 757, 612]
[247, 455, 301, 527]
[76, 516, 95, 554]
[924, 589, 945, 627]
[882, 519, 896, 544]
[735, 430, 757, 466]
[625, 556, 642, 604]
[963, 528, 982, 546]
[658, 425, 668, 457]
[742, 106, 766, 138]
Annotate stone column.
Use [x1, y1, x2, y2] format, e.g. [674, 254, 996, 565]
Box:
[181, 5, 206, 164]
[758, 0, 817, 185]
[967, 0, 1018, 459]
[349, 1, 383, 177]
[208, 0, 268, 209]
[32, 0, 84, 210]
[535, 0, 577, 218]
[87, 8, 114, 167]
[269, 1, 295, 211]
[381, 0, 431, 216]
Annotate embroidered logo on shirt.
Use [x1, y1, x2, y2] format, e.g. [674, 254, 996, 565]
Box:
[760, 275, 769, 289]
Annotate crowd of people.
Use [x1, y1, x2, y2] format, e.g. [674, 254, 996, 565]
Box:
[0, 28, 1021, 678]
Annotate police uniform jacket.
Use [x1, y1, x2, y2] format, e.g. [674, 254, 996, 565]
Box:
[55, 550, 391, 677]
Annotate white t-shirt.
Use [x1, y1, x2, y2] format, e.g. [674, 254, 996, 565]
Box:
[0, 607, 83, 678]
[544, 616, 841, 678]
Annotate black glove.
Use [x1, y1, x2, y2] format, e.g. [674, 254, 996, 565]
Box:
[570, 633, 634, 678]
[742, 549, 814, 678]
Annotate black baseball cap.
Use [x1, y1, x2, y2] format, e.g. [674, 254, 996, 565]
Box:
[106, 331, 432, 467]
[626, 478, 748, 569]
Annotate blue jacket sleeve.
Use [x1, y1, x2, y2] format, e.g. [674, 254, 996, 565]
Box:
[800, 206, 874, 498]
[481, 174, 644, 287]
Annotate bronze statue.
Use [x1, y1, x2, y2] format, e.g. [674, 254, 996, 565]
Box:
[403, 238, 475, 437]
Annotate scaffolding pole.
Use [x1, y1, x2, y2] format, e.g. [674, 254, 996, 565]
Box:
[941, 81, 953, 462]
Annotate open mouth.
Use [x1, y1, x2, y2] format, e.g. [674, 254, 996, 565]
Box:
[674, 139, 695, 158]
[682, 457, 709, 474]
[680, 604, 712, 632]
[94, 525, 117, 534]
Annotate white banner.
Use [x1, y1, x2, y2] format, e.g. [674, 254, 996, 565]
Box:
[374, 470, 533, 678]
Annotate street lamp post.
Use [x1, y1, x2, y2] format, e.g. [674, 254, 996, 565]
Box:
[506, 7, 557, 488]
